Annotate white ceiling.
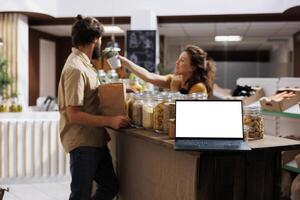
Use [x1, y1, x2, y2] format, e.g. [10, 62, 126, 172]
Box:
[31, 21, 300, 50]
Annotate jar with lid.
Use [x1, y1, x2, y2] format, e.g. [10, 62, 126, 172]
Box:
[188, 92, 208, 100]
[163, 94, 178, 133]
[243, 106, 264, 139]
[97, 69, 107, 84]
[9, 97, 22, 112]
[0, 96, 8, 112]
[127, 93, 136, 120]
[107, 69, 119, 83]
[153, 95, 167, 132]
[142, 96, 156, 129]
[132, 94, 144, 127]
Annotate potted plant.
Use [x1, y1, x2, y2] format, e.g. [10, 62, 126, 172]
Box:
[0, 55, 12, 97]
[102, 47, 121, 69]
[0, 55, 12, 112]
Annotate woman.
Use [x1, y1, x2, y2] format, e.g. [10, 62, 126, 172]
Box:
[119, 45, 216, 98]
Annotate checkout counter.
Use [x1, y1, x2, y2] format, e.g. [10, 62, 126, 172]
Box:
[107, 128, 300, 200]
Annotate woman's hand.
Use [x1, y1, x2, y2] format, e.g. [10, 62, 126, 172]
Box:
[118, 55, 134, 68]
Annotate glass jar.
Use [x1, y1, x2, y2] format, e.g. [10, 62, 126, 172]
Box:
[129, 79, 143, 93]
[153, 95, 166, 132]
[132, 94, 144, 127]
[97, 69, 107, 84]
[127, 93, 136, 120]
[142, 96, 156, 129]
[243, 106, 264, 139]
[9, 97, 22, 112]
[188, 92, 208, 100]
[168, 118, 176, 138]
[107, 69, 119, 83]
[0, 96, 8, 112]
[163, 93, 177, 133]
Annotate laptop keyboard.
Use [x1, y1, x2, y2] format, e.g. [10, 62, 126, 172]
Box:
[176, 139, 242, 148]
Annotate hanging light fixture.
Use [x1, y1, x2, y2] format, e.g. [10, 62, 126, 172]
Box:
[106, 0, 120, 51]
[0, 38, 3, 46]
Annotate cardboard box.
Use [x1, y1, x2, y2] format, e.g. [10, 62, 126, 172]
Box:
[98, 83, 127, 116]
[260, 88, 300, 112]
[213, 84, 232, 99]
[226, 86, 264, 106]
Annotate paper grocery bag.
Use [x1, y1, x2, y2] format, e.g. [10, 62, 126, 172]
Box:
[98, 83, 127, 116]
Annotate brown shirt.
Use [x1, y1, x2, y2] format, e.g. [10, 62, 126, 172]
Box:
[58, 48, 109, 153]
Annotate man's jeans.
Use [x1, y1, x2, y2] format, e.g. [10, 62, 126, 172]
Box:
[69, 146, 119, 200]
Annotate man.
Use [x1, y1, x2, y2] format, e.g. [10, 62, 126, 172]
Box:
[58, 14, 129, 200]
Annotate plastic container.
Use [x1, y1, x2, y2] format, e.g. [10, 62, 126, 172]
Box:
[107, 55, 122, 69]
[243, 106, 264, 139]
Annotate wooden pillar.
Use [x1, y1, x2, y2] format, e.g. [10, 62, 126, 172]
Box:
[294, 31, 300, 77]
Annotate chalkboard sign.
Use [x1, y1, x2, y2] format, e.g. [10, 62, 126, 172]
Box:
[126, 30, 156, 72]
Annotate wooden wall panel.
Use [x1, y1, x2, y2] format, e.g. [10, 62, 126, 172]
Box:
[0, 13, 19, 98]
[28, 28, 56, 105]
[294, 31, 300, 77]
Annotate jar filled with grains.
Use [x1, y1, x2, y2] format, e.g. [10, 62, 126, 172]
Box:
[127, 93, 136, 120]
[142, 96, 156, 129]
[243, 106, 264, 139]
[132, 94, 144, 127]
[153, 95, 167, 132]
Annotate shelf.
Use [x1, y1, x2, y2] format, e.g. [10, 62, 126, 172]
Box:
[262, 110, 300, 119]
[283, 160, 300, 174]
[250, 102, 300, 119]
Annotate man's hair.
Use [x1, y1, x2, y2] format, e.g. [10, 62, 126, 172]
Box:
[71, 14, 104, 46]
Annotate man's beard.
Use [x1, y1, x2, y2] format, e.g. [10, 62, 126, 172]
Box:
[92, 45, 101, 59]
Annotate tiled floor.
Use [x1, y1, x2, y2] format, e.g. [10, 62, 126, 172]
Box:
[1, 182, 70, 200]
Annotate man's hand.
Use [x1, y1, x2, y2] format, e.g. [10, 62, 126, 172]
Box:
[109, 115, 129, 129]
[66, 106, 129, 128]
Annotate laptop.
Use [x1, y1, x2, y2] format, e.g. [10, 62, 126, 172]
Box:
[174, 100, 251, 151]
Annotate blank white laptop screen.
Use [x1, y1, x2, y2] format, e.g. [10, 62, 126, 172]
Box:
[176, 101, 243, 139]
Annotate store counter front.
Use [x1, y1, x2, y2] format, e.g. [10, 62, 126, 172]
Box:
[0, 112, 69, 184]
[107, 128, 300, 200]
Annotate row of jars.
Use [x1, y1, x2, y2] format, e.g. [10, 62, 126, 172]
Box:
[127, 91, 264, 140]
[0, 97, 23, 112]
[127, 91, 208, 133]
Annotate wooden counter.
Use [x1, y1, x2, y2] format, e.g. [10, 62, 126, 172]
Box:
[107, 128, 300, 200]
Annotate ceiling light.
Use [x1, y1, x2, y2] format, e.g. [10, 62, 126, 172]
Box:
[215, 35, 242, 42]
[104, 26, 124, 34]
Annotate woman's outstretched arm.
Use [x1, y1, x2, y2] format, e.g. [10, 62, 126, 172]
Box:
[119, 55, 172, 89]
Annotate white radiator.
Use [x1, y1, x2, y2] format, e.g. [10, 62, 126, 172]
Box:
[0, 112, 70, 184]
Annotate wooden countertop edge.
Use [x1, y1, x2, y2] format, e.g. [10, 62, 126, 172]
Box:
[108, 128, 300, 152]
[110, 127, 175, 149]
